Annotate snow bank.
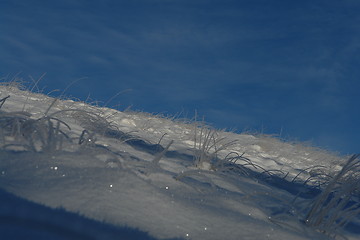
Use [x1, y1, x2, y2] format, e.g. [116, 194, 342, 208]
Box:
[0, 81, 359, 240]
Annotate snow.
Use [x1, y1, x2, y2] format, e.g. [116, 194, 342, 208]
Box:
[0, 82, 359, 240]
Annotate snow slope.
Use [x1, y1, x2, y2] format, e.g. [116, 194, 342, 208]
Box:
[0, 82, 359, 240]
[0, 188, 160, 240]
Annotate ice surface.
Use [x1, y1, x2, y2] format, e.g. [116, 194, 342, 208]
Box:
[0, 83, 359, 240]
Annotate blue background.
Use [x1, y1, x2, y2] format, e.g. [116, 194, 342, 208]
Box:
[1, 0, 359, 155]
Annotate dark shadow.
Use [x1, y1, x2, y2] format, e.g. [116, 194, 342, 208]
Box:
[0, 189, 181, 240]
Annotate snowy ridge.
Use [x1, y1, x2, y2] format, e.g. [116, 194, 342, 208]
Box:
[0, 82, 359, 240]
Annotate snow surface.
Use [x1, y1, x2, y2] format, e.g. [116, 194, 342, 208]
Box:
[0, 83, 359, 240]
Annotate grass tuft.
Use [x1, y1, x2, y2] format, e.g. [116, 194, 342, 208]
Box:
[304, 154, 360, 236]
[192, 122, 238, 170]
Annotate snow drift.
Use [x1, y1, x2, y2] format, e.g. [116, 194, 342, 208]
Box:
[0, 80, 359, 240]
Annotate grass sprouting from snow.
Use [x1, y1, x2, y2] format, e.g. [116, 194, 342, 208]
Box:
[0, 78, 359, 239]
[304, 154, 360, 237]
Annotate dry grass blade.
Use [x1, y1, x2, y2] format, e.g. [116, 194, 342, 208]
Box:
[152, 140, 173, 165]
[0, 95, 10, 109]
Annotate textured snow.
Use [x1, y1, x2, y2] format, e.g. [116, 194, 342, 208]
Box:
[0, 83, 358, 240]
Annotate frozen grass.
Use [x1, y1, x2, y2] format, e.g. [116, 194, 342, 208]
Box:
[1, 79, 360, 239]
[304, 154, 360, 237]
[192, 121, 238, 170]
[0, 105, 72, 152]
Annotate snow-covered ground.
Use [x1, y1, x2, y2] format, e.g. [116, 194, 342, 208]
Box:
[0, 82, 359, 240]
